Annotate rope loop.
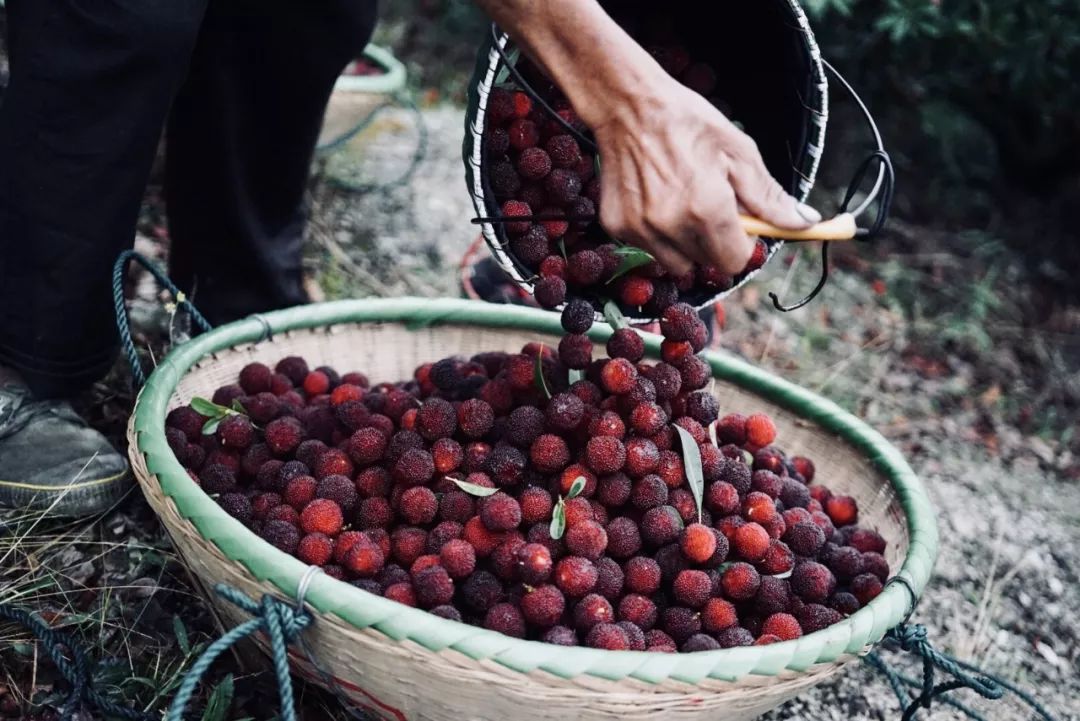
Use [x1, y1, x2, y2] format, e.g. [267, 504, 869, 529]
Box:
[0, 603, 155, 720]
[863, 621, 1060, 721]
[112, 250, 213, 388]
[166, 583, 312, 721]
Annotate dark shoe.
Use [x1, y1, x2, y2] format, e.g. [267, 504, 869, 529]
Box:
[0, 383, 130, 516]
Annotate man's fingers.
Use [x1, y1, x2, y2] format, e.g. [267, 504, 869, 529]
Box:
[640, 238, 695, 278]
[600, 201, 695, 277]
[697, 217, 754, 275]
[686, 188, 754, 275]
[729, 140, 821, 230]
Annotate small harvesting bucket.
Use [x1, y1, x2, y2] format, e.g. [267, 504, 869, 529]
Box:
[463, 0, 894, 317]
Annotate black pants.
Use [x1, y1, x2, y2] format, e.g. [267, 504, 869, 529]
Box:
[0, 0, 377, 398]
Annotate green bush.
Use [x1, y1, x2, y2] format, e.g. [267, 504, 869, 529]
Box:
[806, 0, 1080, 190]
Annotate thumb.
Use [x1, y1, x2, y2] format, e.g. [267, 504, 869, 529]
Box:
[730, 155, 821, 230]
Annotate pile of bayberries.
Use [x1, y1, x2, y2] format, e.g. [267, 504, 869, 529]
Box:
[165, 300, 890, 653]
[482, 42, 769, 315]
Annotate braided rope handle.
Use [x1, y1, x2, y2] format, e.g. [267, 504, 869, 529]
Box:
[112, 250, 213, 388]
[166, 585, 311, 721]
[864, 623, 1059, 721]
[0, 603, 155, 720]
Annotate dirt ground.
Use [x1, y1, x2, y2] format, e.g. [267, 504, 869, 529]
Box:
[1, 96, 1078, 720]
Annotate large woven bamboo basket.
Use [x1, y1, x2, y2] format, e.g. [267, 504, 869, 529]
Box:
[128, 298, 937, 721]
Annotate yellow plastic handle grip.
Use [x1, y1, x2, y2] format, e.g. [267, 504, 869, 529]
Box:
[739, 213, 858, 241]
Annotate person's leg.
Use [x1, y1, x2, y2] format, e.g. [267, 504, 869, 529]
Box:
[0, 0, 205, 515]
[166, 0, 378, 325]
[0, 0, 206, 397]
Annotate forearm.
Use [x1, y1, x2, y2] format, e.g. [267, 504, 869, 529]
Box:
[473, 0, 668, 130]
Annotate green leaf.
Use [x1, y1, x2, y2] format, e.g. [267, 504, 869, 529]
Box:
[200, 673, 234, 721]
[534, 346, 552, 400]
[674, 424, 705, 524]
[231, 398, 248, 414]
[603, 299, 629, 330]
[190, 396, 226, 418]
[450, 477, 499, 497]
[566, 476, 587, 500]
[201, 416, 224, 436]
[606, 246, 655, 283]
[558, 238, 568, 262]
[173, 615, 191, 655]
[549, 498, 566, 540]
[708, 420, 719, 448]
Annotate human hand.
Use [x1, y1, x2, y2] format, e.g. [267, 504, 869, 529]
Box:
[589, 80, 820, 276]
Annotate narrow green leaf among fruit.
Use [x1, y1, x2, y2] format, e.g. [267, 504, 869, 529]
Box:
[566, 475, 587, 499]
[534, 346, 552, 400]
[607, 246, 655, 283]
[190, 396, 228, 418]
[549, 497, 566, 540]
[201, 416, 224, 436]
[450, 477, 499, 497]
[674, 424, 705, 524]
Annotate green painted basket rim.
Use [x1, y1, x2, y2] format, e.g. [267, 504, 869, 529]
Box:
[133, 298, 938, 685]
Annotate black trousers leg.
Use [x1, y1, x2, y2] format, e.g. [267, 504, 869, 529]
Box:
[165, 0, 378, 326]
[0, 0, 206, 397]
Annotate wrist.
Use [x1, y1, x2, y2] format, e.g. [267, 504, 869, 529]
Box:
[488, 1, 670, 133]
[565, 51, 671, 133]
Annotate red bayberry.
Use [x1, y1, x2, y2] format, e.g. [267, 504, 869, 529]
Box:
[517, 147, 552, 180]
[850, 573, 884, 605]
[721, 562, 761, 601]
[600, 358, 637, 395]
[679, 523, 717, 563]
[585, 436, 626, 475]
[521, 585, 566, 627]
[516, 542, 553, 584]
[825, 495, 858, 526]
[585, 623, 629, 650]
[733, 522, 770, 562]
[565, 521, 607, 561]
[791, 562, 836, 603]
[640, 505, 684, 547]
[673, 570, 712, 608]
[344, 537, 385, 578]
[623, 556, 661, 595]
[554, 556, 598, 597]
[534, 276, 567, 308]
[701, 598, 738, 633]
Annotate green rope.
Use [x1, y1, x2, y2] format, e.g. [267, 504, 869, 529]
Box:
[112, 250, 213, 388]
[864, 623, 1059, 721]
[0, 603, 154, 720]
[166, 584, 311, 721]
